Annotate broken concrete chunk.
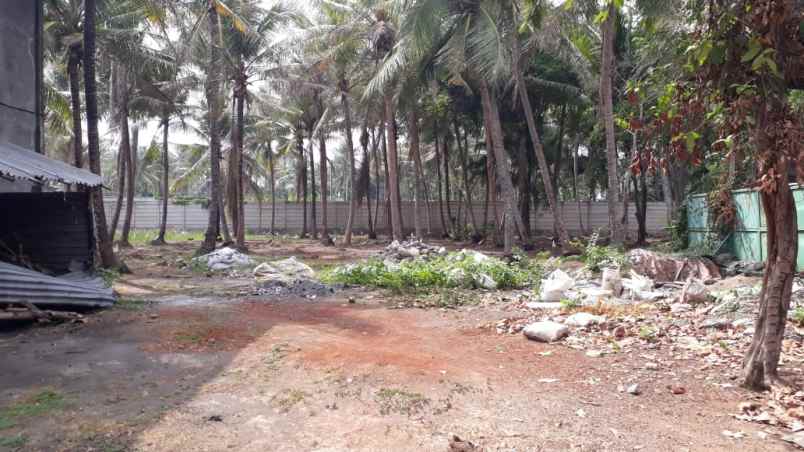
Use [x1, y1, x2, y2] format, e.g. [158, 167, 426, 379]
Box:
[601, 268, 623, 296]
[253, 257, 315, 281]
[473, 273, 497, 290]
[194, 247, 253, 271]
[565, 312, 606, 328]
[680, 279, 711, 304]
[523, 321, 570, 342]
[539, 269, 574, 301]
[627, 249, 720, 281]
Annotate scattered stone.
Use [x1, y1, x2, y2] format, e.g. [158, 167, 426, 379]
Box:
[679, 279, 711, 304]
[523, 321, 570, 343]
[627, 383, 641, 395]
[348, 297, 356, 304]
[739, 401, 761, 413]
[538, 378, 559, 383]
[671, 303, 693, 314]
[700, 318, 732, 330]
[448, 434, 478, 452]
[670, 386, 686, 395]
[601, 268, 623, 296]
[585, 350, 604, 358]
[722, 430, 746, 440]
[565, 312, 606, 328]
[382, 239, 446, 262]
[613, 325, 627, 339]
[644, 362, 659, 371]
[539, 270, 574, 301]
[474, 273, 498, 290]
[526, 302, 563, 310]
[206, 415, 223, 422]
[784, 432, 804, 448]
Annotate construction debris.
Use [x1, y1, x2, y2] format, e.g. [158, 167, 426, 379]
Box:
[539, 269, 574, 301]
[381, 239, 446, 262]
[194, 247, 253, 271]
[627, 249, 721, 281]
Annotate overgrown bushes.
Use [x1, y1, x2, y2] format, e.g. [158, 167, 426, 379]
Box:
[322, 250, 545, 292]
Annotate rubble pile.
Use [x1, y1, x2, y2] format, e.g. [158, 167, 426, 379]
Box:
[380, 239, 447, 262]
[252, 257, 337, 298]
[193, 247, 253, 271]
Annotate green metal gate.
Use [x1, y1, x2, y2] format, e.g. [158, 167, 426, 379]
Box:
[688, 185, 804, 270]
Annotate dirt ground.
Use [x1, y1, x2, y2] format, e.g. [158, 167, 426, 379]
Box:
[0, 237, 789, 451]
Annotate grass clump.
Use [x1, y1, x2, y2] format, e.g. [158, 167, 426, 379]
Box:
[559, 298, 579, 310]
[272, 389, 309, 412]
[375, 388, 430, 416]
[579, 231, 626, 272]
[0, 434, 27, 449]
[0, 389, 65, 430]
[792, 307, 804, 325]
[322, 250, 544, 293]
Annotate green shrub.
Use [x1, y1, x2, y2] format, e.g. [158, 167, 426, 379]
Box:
[581, 231, 626, 272]
[322, 251, 544, 293]
[792, 307, 804, 325]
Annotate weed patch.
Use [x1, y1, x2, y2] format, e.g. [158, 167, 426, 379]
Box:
[0, 434, 27, 449]
[272, 389, 309, 412]
[0, 389, 66, 430]
[375, 388, 430, 416]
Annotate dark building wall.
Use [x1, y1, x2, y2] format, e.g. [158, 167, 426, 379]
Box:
[0, 193, 94, 274]
[0, 0, 41, 152]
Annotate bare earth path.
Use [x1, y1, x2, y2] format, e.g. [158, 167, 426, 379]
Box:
[0, 239, 785, 451]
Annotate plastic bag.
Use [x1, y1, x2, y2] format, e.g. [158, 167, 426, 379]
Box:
[539, 269, 574, 301]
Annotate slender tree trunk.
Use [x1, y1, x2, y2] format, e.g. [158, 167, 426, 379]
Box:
[308, 127, 317, 240]
[743, 159, 796, 389]
[600, 1, 623, 244]
[153, 115, 169, 245]
[512, 36, 570, 248]
[434, 129, 448, 237]
[268, 144, 276, 234]
[454, 122, 479, 236]
[83, 0, 117, 268]
[319, 132, 332, 245]
[479, 81, 519, 254]
[384, 94, 403, 240]
[234, 86, 246, 250]
[68, 48, 83, 171]
[110, 134, 127, 241]
[120, 124, 137, 247]
[296, 129, 308, 238]
[370, 124, 382, 239]
[482, 112, 500, 244]
[408, 110, 424, 239]
[573, 134, 585, 235]
[199, 0, 223, 254]
[341, 89, 358, 245]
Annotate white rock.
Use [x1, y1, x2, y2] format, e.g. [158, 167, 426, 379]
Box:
[539, 270, 574, 301]
[526, 302, 563, 310]
[474, 273, 497, 290]
[627, 383, 641, 395]
[680, 279, 710, 304]
[601, 268, 623, 295]
[523, 321, 569, 342]
[565, 312, 606, 327]
[195, 247, 254, 270]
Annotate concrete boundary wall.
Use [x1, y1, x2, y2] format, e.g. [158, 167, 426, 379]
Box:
[105, 198, 669, 236]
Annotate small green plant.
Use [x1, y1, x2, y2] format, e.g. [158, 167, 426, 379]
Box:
[638, 326, 657, 342]
[0, 434, 27, 449]
[114, 298, 149, 311]
[559, 298, 579, 310]
[581, 230, 626, 272]
[97, 268, 121, 287]
[0, 389, 65, 430]
[272, 389, 308, 412]
[375, 388, 430, 416]
[792, 307, 804, 325]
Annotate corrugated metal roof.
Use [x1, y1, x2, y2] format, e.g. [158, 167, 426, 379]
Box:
[0, 262, 115, 308]
[0, 141, 103, 187]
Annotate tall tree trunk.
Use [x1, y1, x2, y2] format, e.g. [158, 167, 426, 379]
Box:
[512, 36, 570, 248]
[296, 129, 308, 238]
[482, 112, 500, 244]
[341, 88, 358, 245]
[573, 134, 585, 235]
[743, 159, 797, 389]
[454, 122, 479, 237]
[384, 94, 403, 240]
[408, 109, 424, 239]
[83, 0, 117, 268]
[153, 115, 170, 245]
[319, 132, 332, 245]
[68, 47, 83, 171]
[600, 1, 623, 244]
[267, 144, 276, 234]
[434, 129, 448, 237]
[443, 132, 455, 234]
[199, 0, 223, 254]
[233, 84, 246, 250]
[370, 124, 382, 239]
[479, 81, 519, 254]
[308, 127, 317, 240]
[120, 124, 137, 247]
[110, 133, 127, 241]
